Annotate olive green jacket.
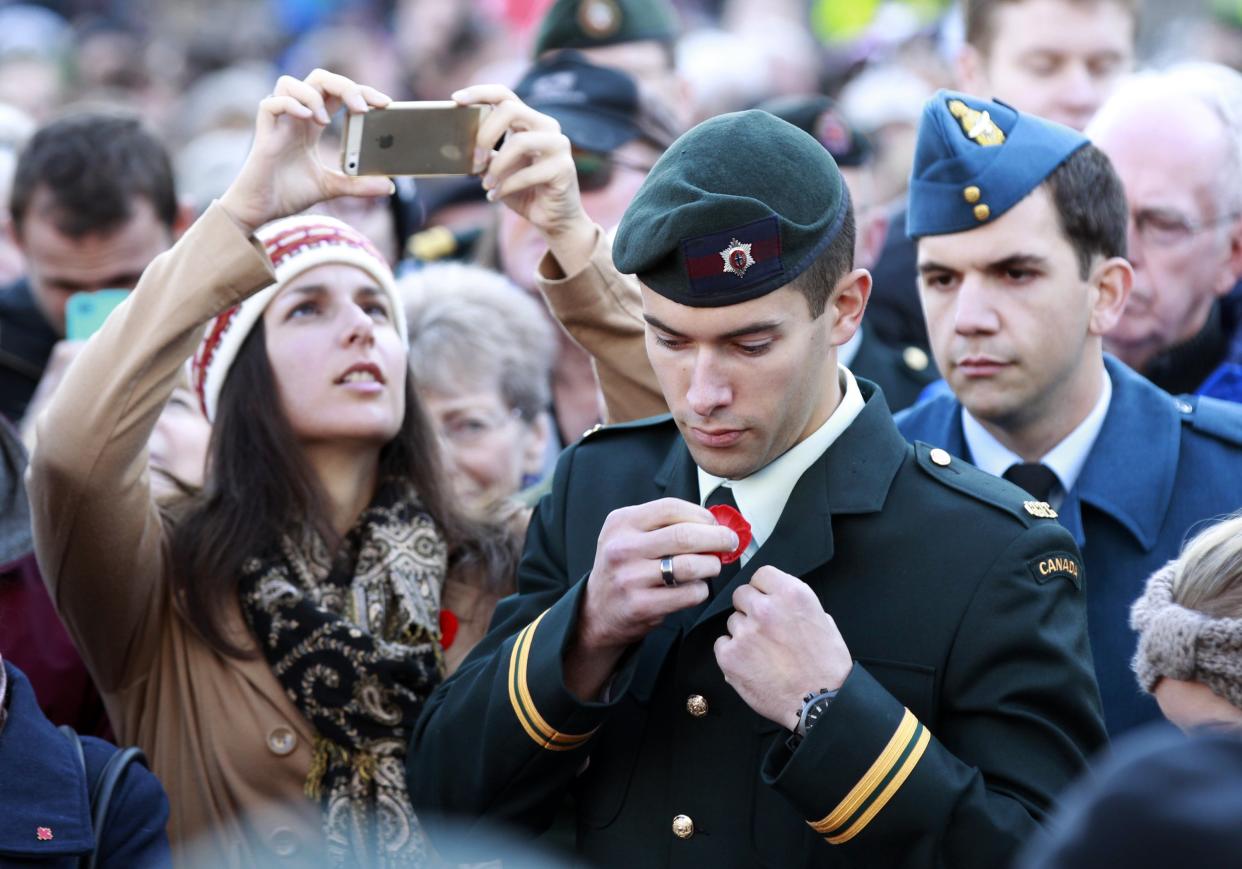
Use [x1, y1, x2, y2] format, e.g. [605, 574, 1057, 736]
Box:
[409, 384, 1106, 867]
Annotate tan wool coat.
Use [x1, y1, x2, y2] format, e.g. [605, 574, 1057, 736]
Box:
[28, 204, 327, 867]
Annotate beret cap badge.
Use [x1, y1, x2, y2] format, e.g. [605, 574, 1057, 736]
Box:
[720, 239, 756, 278]
[577, 0, 622, 37]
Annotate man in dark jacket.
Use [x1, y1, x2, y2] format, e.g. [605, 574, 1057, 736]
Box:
[409, 106, 1106, 868]
[0, 111, 186, 423]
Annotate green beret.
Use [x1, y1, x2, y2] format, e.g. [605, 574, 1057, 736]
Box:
[534, 0, 678, 56]
[612, 110, 850, 307]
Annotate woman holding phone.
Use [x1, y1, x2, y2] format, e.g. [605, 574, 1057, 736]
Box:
[27, 70, 470, 867]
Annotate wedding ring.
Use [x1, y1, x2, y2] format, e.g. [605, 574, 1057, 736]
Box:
[659, 555, 678, 587]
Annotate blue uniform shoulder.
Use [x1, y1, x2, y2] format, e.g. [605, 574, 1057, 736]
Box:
[1175, 394, 1242, 447]
[910, 441, 1056, 529]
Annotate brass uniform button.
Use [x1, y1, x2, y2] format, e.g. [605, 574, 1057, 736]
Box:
[686, 695, 708, 717]
[973, 203, 991, 221]
[963, 185, 981, 203]
[672, 814, 695, 839]
[267, 726, 298, 757]
[930, 448, 952, 467]
[902, 346, 929, 372]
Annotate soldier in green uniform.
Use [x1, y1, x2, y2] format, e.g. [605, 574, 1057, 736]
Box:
[408, 108, 1106, 868]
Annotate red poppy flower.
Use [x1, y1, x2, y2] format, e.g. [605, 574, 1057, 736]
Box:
[708, 504, 752, 564]
[439, 609, 459, 650]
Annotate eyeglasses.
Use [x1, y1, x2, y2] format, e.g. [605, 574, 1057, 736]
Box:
[437, 407, 524, 448]
[1131, 207, 1242, 248]
[572, 148, 655, 192]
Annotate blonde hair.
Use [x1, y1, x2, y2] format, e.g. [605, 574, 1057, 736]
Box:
[1173, 513, 1242, 619]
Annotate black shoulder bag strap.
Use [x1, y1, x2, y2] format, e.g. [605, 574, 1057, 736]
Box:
[58, 725, 150, 869]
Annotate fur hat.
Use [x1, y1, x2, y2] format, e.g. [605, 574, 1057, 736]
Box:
[1131, 562, 1242, 710]
[192, 215, 406, 422]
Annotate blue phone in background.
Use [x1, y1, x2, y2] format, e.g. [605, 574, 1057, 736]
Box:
[65, 290, 129, 341]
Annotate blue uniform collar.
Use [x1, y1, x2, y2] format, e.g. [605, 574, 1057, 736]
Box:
[1064, 356, 1178, 552]
[0, 662, 94, 857]
[896, 356, 1177, 551]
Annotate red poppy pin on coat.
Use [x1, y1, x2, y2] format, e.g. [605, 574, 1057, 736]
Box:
[709, 504, 752, 563]
[439, 610, 459, 650]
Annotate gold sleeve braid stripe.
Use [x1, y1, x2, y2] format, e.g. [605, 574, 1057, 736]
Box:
[507, 609, 597, 751]
[808, 708, 932, 844]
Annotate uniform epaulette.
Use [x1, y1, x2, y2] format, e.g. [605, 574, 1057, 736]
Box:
[912, 441, 1055, 527]
[1174, 394, 1242, 447]
[578, 413, 675, 442]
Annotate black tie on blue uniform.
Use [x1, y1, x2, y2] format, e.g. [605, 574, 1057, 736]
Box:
[1002, 462, 1059, 503]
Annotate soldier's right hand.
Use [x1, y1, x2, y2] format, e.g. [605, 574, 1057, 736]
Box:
[577, 498, 738, 653]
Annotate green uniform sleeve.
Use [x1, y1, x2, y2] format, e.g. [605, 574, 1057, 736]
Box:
[407, 443, 638, 855]
[762, 520, 1106, 867]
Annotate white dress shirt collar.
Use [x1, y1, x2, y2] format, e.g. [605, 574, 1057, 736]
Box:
[961, 370, 1112, 504]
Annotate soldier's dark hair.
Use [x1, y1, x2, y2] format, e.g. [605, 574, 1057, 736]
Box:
[965, 0, 1139, 54]
[793, 204, 856, 318]
[10, 110, 177, 238]
[1042, 143, 1128, 278]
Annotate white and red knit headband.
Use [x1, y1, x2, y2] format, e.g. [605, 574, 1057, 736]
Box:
[191, 215, 407, 422]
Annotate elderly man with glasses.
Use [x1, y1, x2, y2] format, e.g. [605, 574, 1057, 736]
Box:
[1088, 63, 1242, 403]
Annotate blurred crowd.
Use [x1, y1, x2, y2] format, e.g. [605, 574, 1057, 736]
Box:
[1, 0, 1242, 866]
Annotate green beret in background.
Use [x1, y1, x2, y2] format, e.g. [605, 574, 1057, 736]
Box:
[906, 89, 1087, 239]
[534, 0, 678, 56]
[613, 109, 850, 307]
[758, 94, 873, 168]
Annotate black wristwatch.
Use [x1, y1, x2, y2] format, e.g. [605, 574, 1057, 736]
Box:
[787, 688, 839, 750]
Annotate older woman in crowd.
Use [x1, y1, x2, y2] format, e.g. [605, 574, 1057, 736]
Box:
[403, 262, 554, 514]
[1131, 512, 1242, 731]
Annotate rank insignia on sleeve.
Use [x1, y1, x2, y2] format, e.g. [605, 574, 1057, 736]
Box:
[1028, 552, 1082, 588]
[720, 239, 756, 278]
[1023, 500, 1057, 519]
[949, 100, 1005, 147]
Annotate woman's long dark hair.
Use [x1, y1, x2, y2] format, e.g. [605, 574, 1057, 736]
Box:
[166, 321, 484, 657]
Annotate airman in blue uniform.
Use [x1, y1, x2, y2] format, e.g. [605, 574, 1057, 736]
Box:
[895, 90, 1242, 736]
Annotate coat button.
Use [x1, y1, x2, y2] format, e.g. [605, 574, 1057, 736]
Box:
[672, 814, 695, 839]
[267, 726, 297, 756]
[973, 203, 991, 221]
[269, 827, 300, 857]
[929, 448, 952, 467]
[686, 695, 708, 717]
[963, 185, 981, 203]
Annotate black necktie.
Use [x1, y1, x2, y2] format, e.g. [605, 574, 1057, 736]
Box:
[1002, 463, 1059, 503]
[705, 485, 743, 588]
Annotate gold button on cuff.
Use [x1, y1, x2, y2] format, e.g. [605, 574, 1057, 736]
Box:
[973, 204, 991, 221]
[963, 185, 981, 203]
[672, 814, 695, 839]
[929, 448, 952, 467]
[902, 346, 929, 372]
[267, 726, 297, 757]
[686, 695, 709, 718]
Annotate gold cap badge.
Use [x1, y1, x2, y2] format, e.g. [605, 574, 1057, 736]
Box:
[948, 100, 1005, 147]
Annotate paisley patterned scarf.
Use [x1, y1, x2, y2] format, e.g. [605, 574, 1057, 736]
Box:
[240, 480, 446, 867]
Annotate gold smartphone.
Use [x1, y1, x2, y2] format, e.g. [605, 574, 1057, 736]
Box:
[341, 101, 486, 176]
